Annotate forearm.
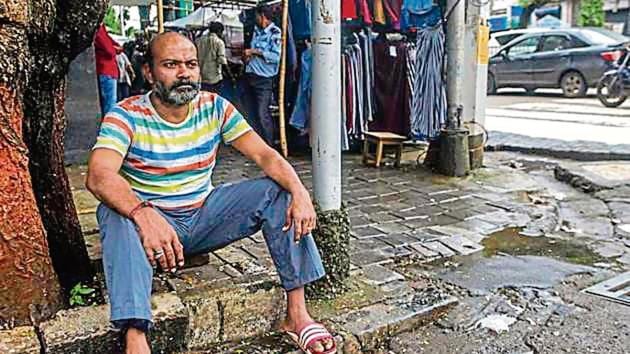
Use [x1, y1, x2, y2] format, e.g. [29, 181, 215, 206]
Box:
[258, 151, 308, 198]
[86, 172, 142, 218]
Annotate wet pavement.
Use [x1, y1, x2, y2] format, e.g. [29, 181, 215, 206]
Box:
[68, 148, 630, 353]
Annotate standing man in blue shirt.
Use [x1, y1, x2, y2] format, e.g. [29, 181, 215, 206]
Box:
[243, 6, 281, 146]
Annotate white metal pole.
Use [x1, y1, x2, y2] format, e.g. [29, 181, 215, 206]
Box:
[119, 5, 125, 36]
[311, 0, 342, 211]
[446, 0, 466, 128]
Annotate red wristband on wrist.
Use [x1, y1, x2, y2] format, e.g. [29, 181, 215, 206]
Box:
[128, 200, 153, 221]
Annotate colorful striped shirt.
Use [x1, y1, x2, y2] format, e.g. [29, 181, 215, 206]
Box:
[92, 91, 252, 209]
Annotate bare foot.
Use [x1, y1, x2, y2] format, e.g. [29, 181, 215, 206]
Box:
[280, 318, 335, 353]
[125, 328, 150, 354]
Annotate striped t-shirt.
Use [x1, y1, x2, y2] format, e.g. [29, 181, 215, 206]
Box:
[93, 91, 251, 209]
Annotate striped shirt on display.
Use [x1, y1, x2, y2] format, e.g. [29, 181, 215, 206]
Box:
[93, 91, 251, 209]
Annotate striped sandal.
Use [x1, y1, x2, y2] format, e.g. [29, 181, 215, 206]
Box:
[285, 322, 337, 354]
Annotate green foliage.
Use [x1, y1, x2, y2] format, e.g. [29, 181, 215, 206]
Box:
[579, 0, 605, 27]
[518, 0, 552, 8]
[69, 282, 96, 307]
[104, 6, 122, 35]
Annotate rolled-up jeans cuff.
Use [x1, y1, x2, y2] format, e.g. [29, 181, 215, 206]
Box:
[112, 318, 152, 334]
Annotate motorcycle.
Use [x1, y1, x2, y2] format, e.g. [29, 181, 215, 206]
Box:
[597, 42, 630, 108]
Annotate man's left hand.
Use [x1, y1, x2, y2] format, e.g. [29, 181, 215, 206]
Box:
[283, 190, 316, 242]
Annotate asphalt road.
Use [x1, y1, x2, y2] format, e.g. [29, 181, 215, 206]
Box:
[486, 89, 630, 146]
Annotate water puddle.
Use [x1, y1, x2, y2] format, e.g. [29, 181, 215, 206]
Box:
[482, 228, 604, 266]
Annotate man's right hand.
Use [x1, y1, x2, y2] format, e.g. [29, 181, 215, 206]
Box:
[132, 207, 184, 272]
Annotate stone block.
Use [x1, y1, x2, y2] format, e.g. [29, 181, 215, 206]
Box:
[212, 245, 266, 275]
[182, 284, 285, 349]
[408, 243, 439, 259]
[368, 212, 402, 224]
[41, 293, 187, 354]
[334, 297, 457, 351]
[439, 236, 484, 256]
[373, 223, 412, 235]
[428, 225, 485, 243]
[422, 241, 456, 258]
[349, 238, 390, 253]
[168, 263, 233, 292]
[78, 212, 99, 235]
[0, 326, 39, 354]
[452, 219, 504, 235]
[351, 226, 385, 239]
[350, 250, 393, 267]
[377, 233, 420, 248]
[360, 264, 404, 286]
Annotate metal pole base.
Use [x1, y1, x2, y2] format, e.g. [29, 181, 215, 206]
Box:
[438, 128, 471, 177]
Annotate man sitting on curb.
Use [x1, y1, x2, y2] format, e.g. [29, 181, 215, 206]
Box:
[86, 31, 336, 354]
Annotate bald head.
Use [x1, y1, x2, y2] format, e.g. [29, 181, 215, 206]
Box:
[145, 31, 197, 69]
[142, 31, 201, 106]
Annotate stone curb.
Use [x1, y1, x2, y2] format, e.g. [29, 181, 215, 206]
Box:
[1, 273, 456, 353]
[486, 131, 630, 162]
[553, 162, 629, 194]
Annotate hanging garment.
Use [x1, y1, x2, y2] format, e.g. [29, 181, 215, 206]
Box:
[358, 0, 373, 25]
[373, 0, 386, 24]
[358, 32, 373, 123]
[289, 0, 312, 40]
[370, 39, 411, 136]
[410, 26, 447, 140]
[342, 0, 359, 20]
[401, 3, 442, 30]
[289, 48, 312, 134]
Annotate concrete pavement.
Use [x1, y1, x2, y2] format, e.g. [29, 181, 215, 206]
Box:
[485, 90, 630, 160]
[56, 148, 630, 353]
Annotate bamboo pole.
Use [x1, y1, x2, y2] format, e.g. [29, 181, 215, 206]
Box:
[277, 0, 289, 157]
[157, 0, 165, 33]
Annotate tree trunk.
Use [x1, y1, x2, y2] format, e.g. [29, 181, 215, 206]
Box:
[0, 1, 63, 327]
[23, 0, 108, 293]
[0, 0, 107, 327]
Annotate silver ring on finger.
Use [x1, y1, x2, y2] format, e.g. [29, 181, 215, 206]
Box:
[154, 249, 165, 259]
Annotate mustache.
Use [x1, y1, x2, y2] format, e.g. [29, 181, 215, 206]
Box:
[170, 79, 200, 90]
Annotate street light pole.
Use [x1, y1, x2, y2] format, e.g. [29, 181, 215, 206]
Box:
[311, 0, 341, 211]
[439, 0, 471, 177]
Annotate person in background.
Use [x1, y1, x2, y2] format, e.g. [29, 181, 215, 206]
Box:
[116, 49, 135, 100]
[94, 24, 121, 117]
[243, 6, 281, 146]
[195, 21, 233, 94]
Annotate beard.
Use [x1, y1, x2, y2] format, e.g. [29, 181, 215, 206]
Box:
[153, 78, 201, 106]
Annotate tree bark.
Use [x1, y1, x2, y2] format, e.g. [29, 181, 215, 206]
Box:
[0, 1, 63, 327]
[23, 0, 108, 293]
[0, 0, 107, 327]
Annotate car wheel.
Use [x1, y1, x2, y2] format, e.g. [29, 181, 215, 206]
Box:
[560, 71, 587, 98]
[487, 73, 497, 95]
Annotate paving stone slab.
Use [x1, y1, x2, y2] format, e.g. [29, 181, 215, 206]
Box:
[592, 242, 628, 258]
[444, 208, 484, 221]
[452, 219, 504, 235]
[409, 230, 445, 243]
[0, 326, 39, 354]
[368, 212, 403, 224]
[352, 226, 386, 239]
[422, 241, 457, 258]
[559, 199, 610, 219]
[475, 211, 532, 228]
[360, 264, 405, 286]
[350, 250, 393, 267]
[380, 246, 414, 258]
[213, 245, 267, 275]
[334, 297, 458, 351]
[439, 236, 484, 256]
[377, 233, 421, 248]
[349, 238, 391, 253]
[374, 222, 413, 234]
[350, 215, 372, 228]
[408, 243, 440, 258]
[391, 208, 428, 220]
[428, 225, 485, 244]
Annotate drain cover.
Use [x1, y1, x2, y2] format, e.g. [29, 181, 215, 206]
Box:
[583, 272, 630, 306]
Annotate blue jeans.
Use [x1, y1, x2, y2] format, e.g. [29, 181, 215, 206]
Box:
[243, 74, 275, 145]
[98, 74, 118, 117]
[97, 177, 325, 324]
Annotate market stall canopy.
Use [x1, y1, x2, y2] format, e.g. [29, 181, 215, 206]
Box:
[164, 7, 243, 29]
[110, 0, 152, 5]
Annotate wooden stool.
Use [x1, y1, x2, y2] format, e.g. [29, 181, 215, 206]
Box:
[363, 132, 407, 167]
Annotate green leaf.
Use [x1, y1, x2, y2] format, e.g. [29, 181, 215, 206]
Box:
[78, 288, 95, 295]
